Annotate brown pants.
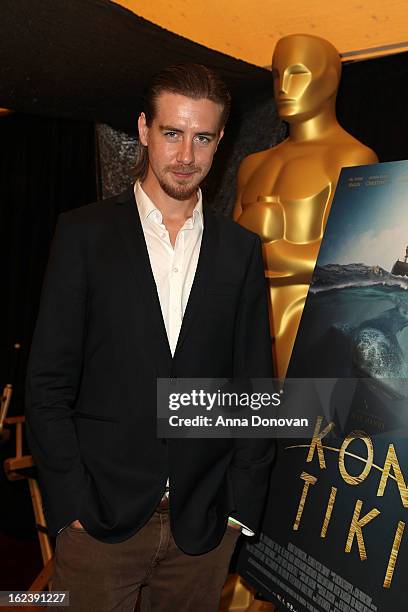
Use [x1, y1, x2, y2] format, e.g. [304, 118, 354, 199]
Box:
[52, 505, 241, 612]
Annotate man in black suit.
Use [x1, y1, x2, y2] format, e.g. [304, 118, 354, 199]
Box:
[26, 64, 274, 611]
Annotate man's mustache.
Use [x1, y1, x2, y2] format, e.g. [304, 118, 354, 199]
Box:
[165, 165, 201, 174]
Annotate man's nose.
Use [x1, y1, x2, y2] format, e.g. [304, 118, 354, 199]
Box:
[177, 139, 194, 165]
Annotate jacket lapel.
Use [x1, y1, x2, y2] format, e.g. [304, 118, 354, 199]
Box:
[113, 187, 173, 375]
[174, 205, 218, 357]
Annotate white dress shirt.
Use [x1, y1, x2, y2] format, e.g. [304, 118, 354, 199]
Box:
[134, 181, 254, 536]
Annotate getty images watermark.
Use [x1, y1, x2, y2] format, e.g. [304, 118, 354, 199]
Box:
[156, 378, 376, 439]
[168, 388, 282, 412]
[157, 378, 408, 438]
[166, 388, 307, 430]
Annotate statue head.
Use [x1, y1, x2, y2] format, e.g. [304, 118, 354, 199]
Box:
[272, 34, 341, 122]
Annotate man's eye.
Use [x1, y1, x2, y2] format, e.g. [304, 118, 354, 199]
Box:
[164, 131, 179, 139]
[195, 135, 210, 144]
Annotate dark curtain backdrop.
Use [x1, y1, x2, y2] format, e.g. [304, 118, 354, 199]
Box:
[0, 114, 96, 546]
[0, 114, 97, 412]
[338, 51, 408, 163]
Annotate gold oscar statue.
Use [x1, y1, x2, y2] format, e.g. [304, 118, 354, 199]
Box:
[234, 34, 378, 379]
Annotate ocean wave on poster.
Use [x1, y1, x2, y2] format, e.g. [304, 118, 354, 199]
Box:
[310, 262, 408, 293]
[310, 278, 408, 293]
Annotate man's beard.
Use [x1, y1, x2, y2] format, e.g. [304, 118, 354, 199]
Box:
[159, 165, 203, 201]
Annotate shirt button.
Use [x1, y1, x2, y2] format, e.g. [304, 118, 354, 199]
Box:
[173, 267, 178, 273]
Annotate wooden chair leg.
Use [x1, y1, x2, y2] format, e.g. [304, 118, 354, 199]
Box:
[28, 479, 53, 565]
[28, 558, 54, 592]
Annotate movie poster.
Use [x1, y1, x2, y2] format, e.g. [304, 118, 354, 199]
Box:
[237, 161, 408, 611]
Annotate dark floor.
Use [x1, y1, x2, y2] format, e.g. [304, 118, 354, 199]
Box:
[0, 530, 43, 590]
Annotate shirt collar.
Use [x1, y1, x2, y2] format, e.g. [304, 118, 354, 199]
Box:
[134, 180, 203, 228]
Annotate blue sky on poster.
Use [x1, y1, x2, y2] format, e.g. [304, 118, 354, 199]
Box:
[318, 160, 408, 272]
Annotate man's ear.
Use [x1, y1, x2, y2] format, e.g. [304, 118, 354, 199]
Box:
[215, 127, 224, 152]
[138, 112, 149, 146]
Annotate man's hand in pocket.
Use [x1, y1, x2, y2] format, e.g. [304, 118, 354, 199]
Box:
[70, 520, 84, 529]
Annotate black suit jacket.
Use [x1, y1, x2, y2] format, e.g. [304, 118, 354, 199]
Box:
[25, 187, 275, 554]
